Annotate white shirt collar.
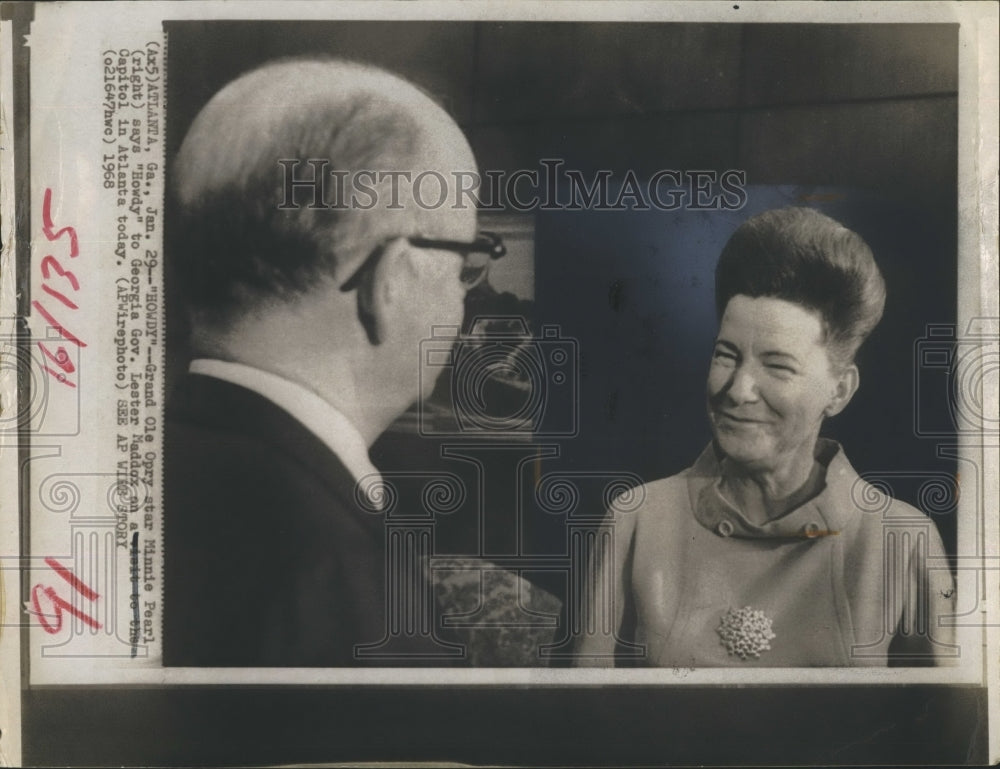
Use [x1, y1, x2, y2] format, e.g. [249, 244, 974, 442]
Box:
[188, 358, 383, 505]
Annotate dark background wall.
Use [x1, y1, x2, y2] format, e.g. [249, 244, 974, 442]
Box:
[166, 22, 957, 216]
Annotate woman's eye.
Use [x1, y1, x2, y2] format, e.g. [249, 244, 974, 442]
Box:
[766, 363, 796, 375]
[712, 349, 737, 364]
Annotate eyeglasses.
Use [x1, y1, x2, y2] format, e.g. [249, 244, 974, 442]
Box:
[340, 231, 507, 293]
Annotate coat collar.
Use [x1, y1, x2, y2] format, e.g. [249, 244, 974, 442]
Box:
[188, 358, 380, 492]
[168, 372, 369, 511]
[686, 438, 860, 540]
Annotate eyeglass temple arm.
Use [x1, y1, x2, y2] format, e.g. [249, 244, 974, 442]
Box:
[408, 232, 507, 260]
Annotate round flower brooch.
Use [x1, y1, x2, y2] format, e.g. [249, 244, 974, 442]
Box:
[717, 606, 776, 659]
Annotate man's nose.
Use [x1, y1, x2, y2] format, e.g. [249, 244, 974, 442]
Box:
[725, 365, 760, 404]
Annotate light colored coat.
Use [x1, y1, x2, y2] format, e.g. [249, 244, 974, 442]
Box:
[576, 440, 957, 667]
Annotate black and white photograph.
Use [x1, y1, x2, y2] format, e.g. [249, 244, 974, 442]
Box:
[160, 16, 965, 671]
[0, 2, 997, 766]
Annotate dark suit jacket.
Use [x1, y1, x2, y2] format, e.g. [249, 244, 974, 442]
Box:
[163, 374, 453, 666]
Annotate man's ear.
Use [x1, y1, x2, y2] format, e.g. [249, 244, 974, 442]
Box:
[358, 237, 413, 345]
[825, 363, 860, 418]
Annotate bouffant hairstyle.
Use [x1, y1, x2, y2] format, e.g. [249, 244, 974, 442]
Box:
[714, 207, 886, 366]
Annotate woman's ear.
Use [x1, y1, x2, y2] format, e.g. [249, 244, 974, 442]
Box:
[825, 364, 860, 417]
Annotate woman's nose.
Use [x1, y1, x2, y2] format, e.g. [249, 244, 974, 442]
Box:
[726, 366, 759, 403]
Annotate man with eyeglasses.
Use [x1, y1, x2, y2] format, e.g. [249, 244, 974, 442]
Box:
[163, 58, 504, 666]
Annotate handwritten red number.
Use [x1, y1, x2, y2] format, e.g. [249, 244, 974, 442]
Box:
[30, 557, 101, 634]
[32, 300, 86, 348]
[44, 556, 99, 600]
[36, 188, 84, 388]
[41, 283, 80, 311]
[41, 187, 79, 256]
[40, 255, 81, 292]
[37, 342, 76, 374]
[37, 342, 77, 388]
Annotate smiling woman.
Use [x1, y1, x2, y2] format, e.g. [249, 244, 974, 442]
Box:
[575, 207, 957, 668]
[708, 295, 860, 525]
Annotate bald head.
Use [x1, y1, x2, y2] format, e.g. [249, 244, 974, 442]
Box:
[173, 58, 477, 326]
